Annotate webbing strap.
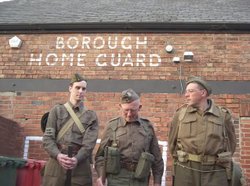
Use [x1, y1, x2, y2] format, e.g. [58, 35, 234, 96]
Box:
[64, 102, 85, 133]
[188, 153, 217, 163]
[56, 118, 74, 142]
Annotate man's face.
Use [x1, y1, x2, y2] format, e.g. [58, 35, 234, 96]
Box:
[69, 81, 87, 101]
[120, 100, 142, 122]
[184, 83, 206, 107]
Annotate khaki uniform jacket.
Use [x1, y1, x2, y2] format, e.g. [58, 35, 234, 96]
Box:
[168, 99, 236, 163]
[42, 101, 99, 186]
[43, 101, 99, 162]
[95, 117, 164, 184]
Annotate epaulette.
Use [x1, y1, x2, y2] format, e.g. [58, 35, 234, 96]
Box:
[108, 117, 120, 123]
[220, 106, 231, 114]
[176, 104, 188, 112]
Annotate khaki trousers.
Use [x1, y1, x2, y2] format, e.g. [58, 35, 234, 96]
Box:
[107, 168, 149, 186]
[43, 158, 92, 186]
[174, 161, 229, 186]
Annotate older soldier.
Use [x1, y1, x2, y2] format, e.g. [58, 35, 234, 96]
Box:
[168, 76, 236, 186]
[43, 73, 99, 186]
[95, 88, 164, 186]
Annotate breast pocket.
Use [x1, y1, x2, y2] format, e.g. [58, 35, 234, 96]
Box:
[116, 129, 127, 147]
[57, 112, 69, 128]
[207, 117, 223, 138]
[178, 115, 197, 138]
[137, 128, 151, 151]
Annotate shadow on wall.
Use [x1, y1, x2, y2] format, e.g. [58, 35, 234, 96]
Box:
[0, 116, 24, 157]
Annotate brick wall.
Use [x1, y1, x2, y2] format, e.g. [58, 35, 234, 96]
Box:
[1, 33, 250, 80]
[0, 32, 250, 185]
[0, 116, 24, 157]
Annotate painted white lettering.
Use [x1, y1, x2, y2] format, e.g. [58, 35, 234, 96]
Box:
[82, 37, 91, 49]
[136, 54, 146, 67]
[121, 37, 132, 49]
[62, 53, 74, 66]
[56, 37, 65, 49]
[46, 53, 58, 66]
[95, 54, 107, 66]
[77, 54, 86, 66]
[110, 53, 121, 66]
[108, 36, 118, 49]
[93, 37, 105, 49]
[29, 53, 42, 65]
[150, 54, 161, 67]
[136, 37, 147, 49]
[67, 37, 79, 49]
[122, 53, 133, 66]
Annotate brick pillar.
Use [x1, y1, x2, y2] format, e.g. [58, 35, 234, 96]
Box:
[240, 101, 250, 184]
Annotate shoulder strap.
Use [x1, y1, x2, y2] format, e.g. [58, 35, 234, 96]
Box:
[56, 108, 86, 142]
[64, 102, 85, 133]
[56, 118, 74, 142]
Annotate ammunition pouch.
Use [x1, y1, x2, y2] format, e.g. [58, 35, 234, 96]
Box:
[105, 146, 120, 174]
[134, 152, 155, 180]
[216, 152, 233, 180]
[230, 162, 247, 186]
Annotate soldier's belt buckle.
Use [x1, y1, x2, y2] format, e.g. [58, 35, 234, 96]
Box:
[128, 163, 136, 171]
[122, 162, 136, 172]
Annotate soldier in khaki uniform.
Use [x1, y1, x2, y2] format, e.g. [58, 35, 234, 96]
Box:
[43, 73, 99, 186]
[168, 77, 236, 186]
[95, 88, 164, 186]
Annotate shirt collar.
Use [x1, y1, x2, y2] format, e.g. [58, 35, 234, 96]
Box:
[120, 117, 141, 126]
[67, 101, 84, 112]
[186, 99, 221, 117]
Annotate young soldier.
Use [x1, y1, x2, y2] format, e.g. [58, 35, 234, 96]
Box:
[168, 76, 236, 186]
[42, 73, 99, 186]
[95, 88, 164, 186]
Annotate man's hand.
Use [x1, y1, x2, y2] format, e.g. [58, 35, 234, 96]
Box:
[57, 153, 78, 170]
[96, 177, 106, 186]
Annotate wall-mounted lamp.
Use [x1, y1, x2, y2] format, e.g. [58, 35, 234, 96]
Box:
[9, 36, 22, 49]
[183, 51, 194, 62]
[165, 45, 173, 53]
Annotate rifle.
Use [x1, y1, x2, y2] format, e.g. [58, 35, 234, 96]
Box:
[65, 145, 73, 186]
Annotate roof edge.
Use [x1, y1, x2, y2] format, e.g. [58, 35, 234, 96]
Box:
[0, 22, 250, 34]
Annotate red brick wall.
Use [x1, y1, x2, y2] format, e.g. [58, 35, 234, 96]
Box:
[0, 116, 24, 157]
[0, 33, 250, 80]
[240, 101, 250, 184]
[1, 33, 250, 185]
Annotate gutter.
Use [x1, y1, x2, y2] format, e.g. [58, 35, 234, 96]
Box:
[0, 22, 250, 34]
